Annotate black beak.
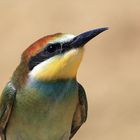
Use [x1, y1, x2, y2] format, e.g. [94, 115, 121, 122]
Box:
[70, 27, 108, 48]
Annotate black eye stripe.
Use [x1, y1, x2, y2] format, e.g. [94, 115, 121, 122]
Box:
[29, 43, 62, 70]
[28, 42, 72, 70]
[44, 43, 61, 53]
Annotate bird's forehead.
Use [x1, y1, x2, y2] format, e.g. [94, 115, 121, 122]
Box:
[50, 34, 75, 44]
[22, 33, 75, 61]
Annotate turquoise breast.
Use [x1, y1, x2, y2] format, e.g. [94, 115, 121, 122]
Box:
[6, 79, 78, 140]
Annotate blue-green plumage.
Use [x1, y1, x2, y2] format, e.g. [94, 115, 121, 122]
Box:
[6, 79, 79, 140]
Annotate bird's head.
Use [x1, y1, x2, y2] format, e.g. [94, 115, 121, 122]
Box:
[13, 28, 108, 86]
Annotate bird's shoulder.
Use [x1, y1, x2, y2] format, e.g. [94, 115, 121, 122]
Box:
[0, 81, 16, 140]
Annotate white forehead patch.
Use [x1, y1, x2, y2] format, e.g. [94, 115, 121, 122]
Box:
[50, 34, 75, 44]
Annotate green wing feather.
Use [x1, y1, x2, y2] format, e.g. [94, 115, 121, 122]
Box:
[70, 82, 88, 139]
[0, 82, 16, 140]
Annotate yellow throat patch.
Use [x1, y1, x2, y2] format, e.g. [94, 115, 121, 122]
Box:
[29, 48, 84, 81]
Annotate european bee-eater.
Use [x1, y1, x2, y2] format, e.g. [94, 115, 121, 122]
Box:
[0, 28, 108, 140]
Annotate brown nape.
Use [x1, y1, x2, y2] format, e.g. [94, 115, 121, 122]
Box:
[11, 60, 29, 90]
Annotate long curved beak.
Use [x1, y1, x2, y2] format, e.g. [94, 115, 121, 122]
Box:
[70, 27, 108, 48]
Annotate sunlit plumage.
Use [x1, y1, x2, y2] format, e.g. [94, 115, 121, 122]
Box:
[0, 28, 108, 140]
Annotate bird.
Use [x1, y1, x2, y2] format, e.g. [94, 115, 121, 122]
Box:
[0, 27, 108, 140]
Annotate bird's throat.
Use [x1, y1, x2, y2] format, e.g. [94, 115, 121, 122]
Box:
[29, 48, 84, 81]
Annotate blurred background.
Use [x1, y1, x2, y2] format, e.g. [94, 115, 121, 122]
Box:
[0, 0, 140, 140]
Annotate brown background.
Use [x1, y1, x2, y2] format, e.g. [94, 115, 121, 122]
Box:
[0, 0, 140, 140]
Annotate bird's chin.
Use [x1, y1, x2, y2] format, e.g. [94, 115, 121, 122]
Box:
[55, 48, 84, 80]
[29, 48, 84, 81]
